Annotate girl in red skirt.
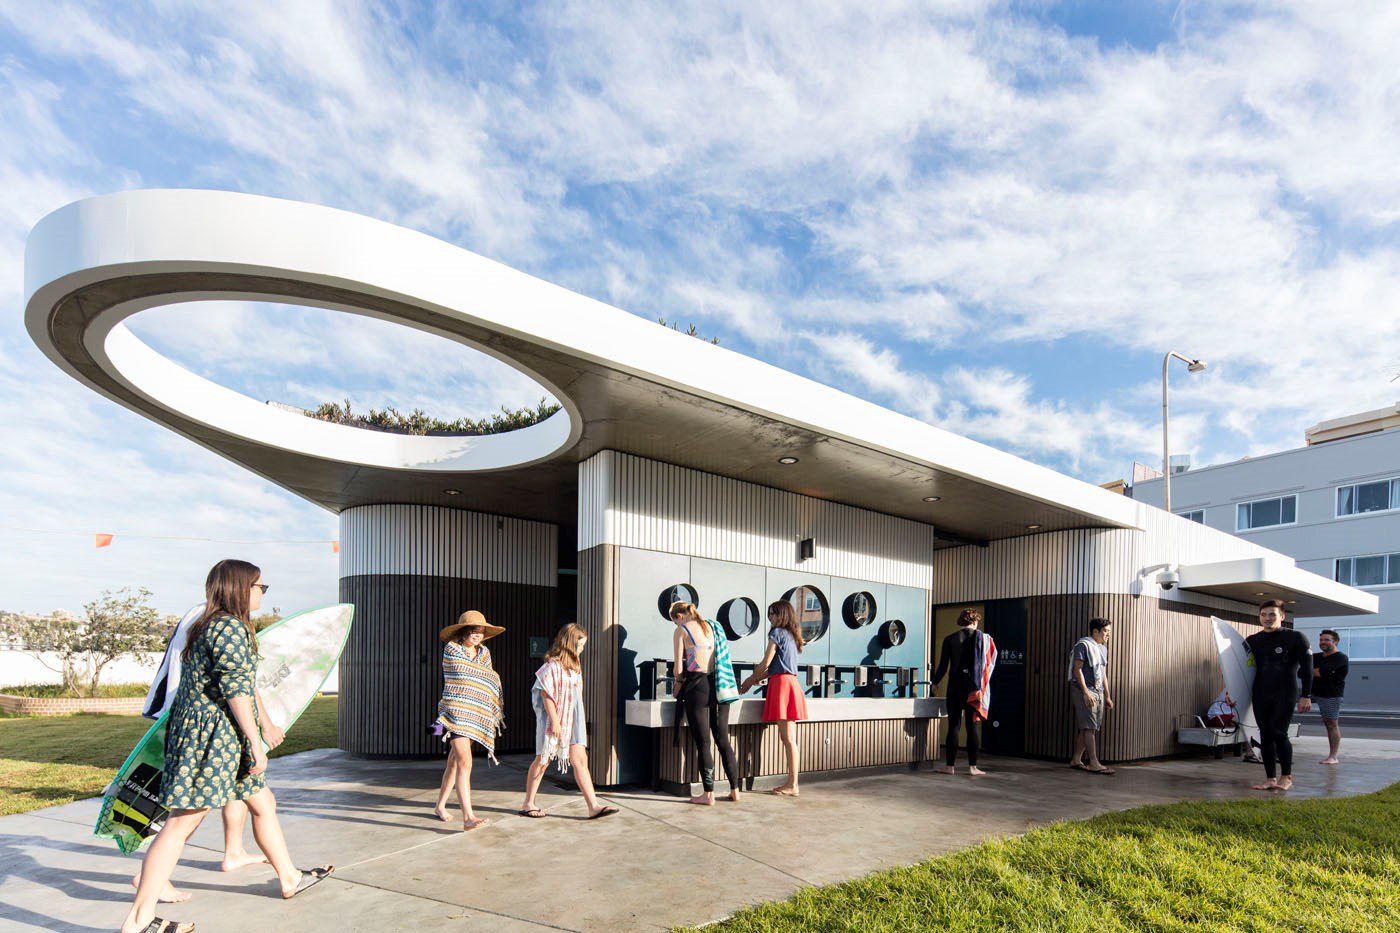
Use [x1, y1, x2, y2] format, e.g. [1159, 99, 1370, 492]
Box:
[739, 600, 808, 796]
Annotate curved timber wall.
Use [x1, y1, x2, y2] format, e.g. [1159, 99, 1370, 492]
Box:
[338, 504, 557, 757]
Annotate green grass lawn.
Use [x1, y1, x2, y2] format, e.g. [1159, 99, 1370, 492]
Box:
[0, 682, 152, 699]
[0, 695, 339, 817]
[690, 782, 1400, 933]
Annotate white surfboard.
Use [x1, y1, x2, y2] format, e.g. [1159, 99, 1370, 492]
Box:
[254, 603, 355, 738]
[1211, 617, 1259, 752]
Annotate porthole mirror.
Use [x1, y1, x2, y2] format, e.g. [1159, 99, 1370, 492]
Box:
[841, 591, 877, 629]
[880, 618, 907, 649]
[717, 597, 760, 641]
[658, 583, 699, 620]
[782, 584, 830, 644]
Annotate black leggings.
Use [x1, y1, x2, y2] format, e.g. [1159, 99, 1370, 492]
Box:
[682, 673, 742, 792]
[945, 685, 979, 766]
[1254, 690, 1297, 779]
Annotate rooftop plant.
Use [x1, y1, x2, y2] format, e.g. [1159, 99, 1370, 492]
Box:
[305, 397, 560, 436]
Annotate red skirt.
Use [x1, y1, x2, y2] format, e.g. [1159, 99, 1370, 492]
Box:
[763, 673, 809, 722]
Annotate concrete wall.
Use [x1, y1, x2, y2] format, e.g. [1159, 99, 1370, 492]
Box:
[0, 649, 159, 689]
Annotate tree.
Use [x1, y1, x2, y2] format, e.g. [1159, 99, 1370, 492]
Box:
[11, 588, 168, 697]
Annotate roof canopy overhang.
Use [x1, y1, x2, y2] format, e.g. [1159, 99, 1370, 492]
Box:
[24, 189, 1145, 541]
[1177, 557, 1378, 617]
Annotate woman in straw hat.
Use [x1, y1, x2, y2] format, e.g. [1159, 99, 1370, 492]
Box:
[432, 610, 505, 831]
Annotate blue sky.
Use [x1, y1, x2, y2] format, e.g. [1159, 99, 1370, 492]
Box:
[1, 1, 1397, 614]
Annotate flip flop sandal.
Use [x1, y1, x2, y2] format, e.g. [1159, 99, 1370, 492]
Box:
[462, 818, 489, 831]
[141, 920, 195, 933]
[1088, 768, 1116, 776]
[588, 806, 619, 819]
[1068, 763, 1089, 771]
[282, 865, 334, 899]
[517, 808, 548, 818]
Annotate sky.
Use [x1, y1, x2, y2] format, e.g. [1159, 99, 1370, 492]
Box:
[1, 1, 1397, 615]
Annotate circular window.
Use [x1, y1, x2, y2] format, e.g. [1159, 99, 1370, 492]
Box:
[782, 585, 830, 644]
[880, 619, 907, 649]
[841, 591, 878, 629]
[717, 597, 760, 641]
[658, 583, 699, 620]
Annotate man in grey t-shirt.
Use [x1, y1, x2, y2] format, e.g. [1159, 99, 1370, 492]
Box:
[1068, 618, 1115, 775]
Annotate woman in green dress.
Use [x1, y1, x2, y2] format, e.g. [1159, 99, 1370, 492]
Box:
[121, 560, 333, 933]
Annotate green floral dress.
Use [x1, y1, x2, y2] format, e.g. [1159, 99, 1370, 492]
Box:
[159, 613, 266, 810]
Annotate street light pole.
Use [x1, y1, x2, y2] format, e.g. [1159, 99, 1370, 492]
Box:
[1162, 351, 1208, 514]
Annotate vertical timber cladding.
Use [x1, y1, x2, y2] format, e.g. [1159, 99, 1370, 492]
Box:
[579, 450, 937, 786]
[935, 509, 1269, 763]
[338, 504, 558, 758]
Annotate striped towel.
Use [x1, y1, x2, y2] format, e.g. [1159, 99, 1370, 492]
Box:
[436, 642, 504, 762]
[711, 620, 740, 703]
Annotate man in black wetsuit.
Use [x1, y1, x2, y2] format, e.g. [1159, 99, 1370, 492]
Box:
[932, 608, 985, 776]
[1245, 599, 1312, 791]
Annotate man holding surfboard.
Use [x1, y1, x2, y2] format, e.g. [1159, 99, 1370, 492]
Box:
[1244, 599, 1312, 792]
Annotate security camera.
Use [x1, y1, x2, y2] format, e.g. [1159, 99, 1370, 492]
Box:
[1157, 570, 1180, 591]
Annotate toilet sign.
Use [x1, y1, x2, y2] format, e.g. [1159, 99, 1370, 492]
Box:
[529, 636, 549, 659]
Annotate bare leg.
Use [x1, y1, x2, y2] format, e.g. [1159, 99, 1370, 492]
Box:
[521, 755, 549, 812]
[241, 787, 303, 896]
[220, 800, 267, 870]
[120, 809, 208, 933]
[1070, 729, 1087, 767]
[773, 720, 800, 795]
[1084, 731, 1103, 770]
[451, 741, 486, 830]
[569, 744, 612, 816]
[1321, 720, 1341, 763]
[435, 755, 457, 821]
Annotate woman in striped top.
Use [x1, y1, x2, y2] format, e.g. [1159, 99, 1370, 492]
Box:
[432, 610, 505, 832]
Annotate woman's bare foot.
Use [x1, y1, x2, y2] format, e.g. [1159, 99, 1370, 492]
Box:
[462, 817, 489, 831]
[727, 788, 741, 803]
[968, 766, 987, 776]
[771, 785, 799, 797]
[1252, 778, 1279, 791]
[1320, 757, 1339, 765]
[220, 851, 268, 872]
[1274, 776, 1293, 792]
[131, 875, 190, 904]
[935, 765, 955, 775]
[688, 792, 715, 806]
[433, 803, 451, 822]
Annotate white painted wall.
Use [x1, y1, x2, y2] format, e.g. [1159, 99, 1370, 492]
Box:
[579, 450, 935, 589]
[0, 650, 340, 694]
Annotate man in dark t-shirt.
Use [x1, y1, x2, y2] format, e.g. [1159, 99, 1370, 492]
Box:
[1244, 599, 1311, 792]
[1311, 629, 1349, 765]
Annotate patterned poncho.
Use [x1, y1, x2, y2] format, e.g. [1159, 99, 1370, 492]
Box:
[436, 642, 504, 762]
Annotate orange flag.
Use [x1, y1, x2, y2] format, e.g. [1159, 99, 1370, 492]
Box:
[95, 533, 114, 548]
[331, 540, 340, 553]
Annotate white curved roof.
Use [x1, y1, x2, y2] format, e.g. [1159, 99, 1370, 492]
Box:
[25, 188, 1140, 540]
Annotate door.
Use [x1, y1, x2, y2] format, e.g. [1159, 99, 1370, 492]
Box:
[981, 600, 1027, 756]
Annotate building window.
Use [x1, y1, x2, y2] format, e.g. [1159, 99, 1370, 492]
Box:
[1335, 553, 1400, 587]
[1336, 477, 1400, 517]
[1332, 626, 1400, 660]
[1176, 509, 1204, 523]
[1236, 495, 1297, 531]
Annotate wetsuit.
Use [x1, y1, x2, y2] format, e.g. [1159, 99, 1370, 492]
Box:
[933, 628, 980, 767]
[1244, 628, 1313, 779]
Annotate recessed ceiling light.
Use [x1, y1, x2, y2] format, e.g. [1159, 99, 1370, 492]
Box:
[1254, 592, 1266, 597]
[1026, 523, 1042, 530]
[778, 456, 799, 465]
[922, 496, 941, 503]
[445, 489, 461, 496]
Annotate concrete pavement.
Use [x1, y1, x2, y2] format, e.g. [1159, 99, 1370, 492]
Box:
[2, 735, 1397, 932]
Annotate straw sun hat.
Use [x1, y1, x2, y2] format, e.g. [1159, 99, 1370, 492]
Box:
[439, 609, 505, 642]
